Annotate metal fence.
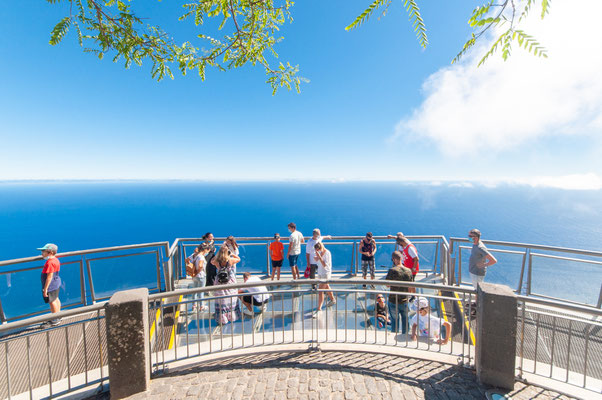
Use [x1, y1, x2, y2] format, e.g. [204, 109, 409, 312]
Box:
[516, 295, 602, 393]
[147, 280, 475, 375]
[449, 237, 602, 308]
[0, 242, 171, 323]
[0, 304, 107, 400]
[169, 236, 450, 281]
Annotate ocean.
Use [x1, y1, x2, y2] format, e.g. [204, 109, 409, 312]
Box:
[1, 182, 601, 319]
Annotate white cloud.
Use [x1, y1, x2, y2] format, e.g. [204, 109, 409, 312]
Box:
[514, 172, 602, 190]
[392, 0, 602, 156]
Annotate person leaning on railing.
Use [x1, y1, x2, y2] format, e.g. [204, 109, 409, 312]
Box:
[385, 251, 413, 334]
[468, 229, 497, 297]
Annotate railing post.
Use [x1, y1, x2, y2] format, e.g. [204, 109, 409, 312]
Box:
[105, 288, 150, 399]
[476, 283, 517, 390]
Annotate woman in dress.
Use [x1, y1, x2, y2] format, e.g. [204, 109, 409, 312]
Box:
[210, 246, 241, 325]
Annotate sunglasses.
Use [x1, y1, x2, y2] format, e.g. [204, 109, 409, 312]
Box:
[376, 296, 384, 299]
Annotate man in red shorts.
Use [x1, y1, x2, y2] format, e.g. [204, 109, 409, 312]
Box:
[38, 243, 62, 327]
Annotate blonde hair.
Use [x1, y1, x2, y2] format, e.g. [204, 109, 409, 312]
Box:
[215, 246, 231, 267]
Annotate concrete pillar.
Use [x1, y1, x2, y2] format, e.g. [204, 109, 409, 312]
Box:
[476, 283, 517, 390]
[105, 288, 150, 399]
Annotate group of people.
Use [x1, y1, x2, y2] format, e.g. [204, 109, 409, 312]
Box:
[37, 226, 496, 338]
[185, 233, 271, 325]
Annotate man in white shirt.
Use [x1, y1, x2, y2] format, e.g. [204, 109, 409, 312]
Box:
[410, 297, 451, 344]
[239, 272, 271, 315]
[286, 222, 304, 280]
[306, 228, 332, 280]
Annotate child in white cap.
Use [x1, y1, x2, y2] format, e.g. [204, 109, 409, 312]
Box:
[410, 297, 451, 345]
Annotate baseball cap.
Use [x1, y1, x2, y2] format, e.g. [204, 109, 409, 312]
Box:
[37, 243, 58, 253]
[417, 297, 429, 309]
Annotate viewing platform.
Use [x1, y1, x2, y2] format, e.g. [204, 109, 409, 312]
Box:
[0, 236, 600, 399]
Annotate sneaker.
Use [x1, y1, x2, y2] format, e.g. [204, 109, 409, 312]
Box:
[326, 299, 337, 307]
[40, 321, 53, 329]
[51, 318, 62, 326]
[199, 305, 208, 312]
[312, 309, 321, 318]
[242, 307, 254, 316]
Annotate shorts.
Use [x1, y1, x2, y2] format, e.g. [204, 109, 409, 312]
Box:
[470, 273, 485, 290]
[43, 289, 59, 304]
[288, 254, 299, 266]
[271, 259, 283, 269]
[361, 259, 375, 278]
[242, 295, 268, 306]
[317, 271, 331, 280]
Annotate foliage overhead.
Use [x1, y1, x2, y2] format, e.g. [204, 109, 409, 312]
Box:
[48, 0, 552, 92]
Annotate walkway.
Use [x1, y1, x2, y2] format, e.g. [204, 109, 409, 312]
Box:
[88, 351, 576, 400]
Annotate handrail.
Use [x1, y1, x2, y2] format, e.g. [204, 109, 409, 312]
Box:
[0, 241, 171, 267]
[147, 278, 476, 301]
[0, 302, 106, 335]
[516, 295, 602, 317]
[450, 237, 602, 257]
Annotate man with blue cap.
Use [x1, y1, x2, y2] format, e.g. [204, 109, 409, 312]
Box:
[38, 243, 62, 327]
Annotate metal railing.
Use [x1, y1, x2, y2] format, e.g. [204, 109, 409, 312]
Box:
[169, 235, 450, 281]
[148, 279, 475, 374]
[0, 242, 171, 323]
[516, 295, 602, 393]
[0, 304, 107, 400]
[449, 237, 602, 308]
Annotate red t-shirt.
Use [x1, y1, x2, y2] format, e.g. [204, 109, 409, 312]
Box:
[42, 258, 60, 274]
[269, 241, 284, 261]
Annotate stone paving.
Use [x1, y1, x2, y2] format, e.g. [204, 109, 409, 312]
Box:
[89, 351, 577, 400]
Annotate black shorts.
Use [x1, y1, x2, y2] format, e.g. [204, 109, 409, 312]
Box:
[43, 289, 59, 304]
[271, 259, 283, 268]
[242, 295, 268, 306]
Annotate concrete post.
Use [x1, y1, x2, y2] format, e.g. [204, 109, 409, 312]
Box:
[105, 288, 150, 399]
[476, 283, 517, 390]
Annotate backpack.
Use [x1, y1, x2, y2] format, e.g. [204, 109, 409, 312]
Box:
[216, 270, 230, 284]
[186, 254, 198, 277]
[215, 262, 234, 285]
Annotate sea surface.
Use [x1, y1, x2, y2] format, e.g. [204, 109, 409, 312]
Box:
[1, 182, 601, 319]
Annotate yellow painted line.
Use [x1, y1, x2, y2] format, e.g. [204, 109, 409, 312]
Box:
[453, 292, 476, 346]
[438, 291, 449, 323]
[168, 295, 183, 350]
[149, 308, 161, 342]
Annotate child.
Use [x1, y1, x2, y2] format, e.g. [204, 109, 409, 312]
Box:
[269, 233, 284, 281]
[38, 243, 62, 327]
[375, 294, 390, 328]
[410, 297, 451, 345]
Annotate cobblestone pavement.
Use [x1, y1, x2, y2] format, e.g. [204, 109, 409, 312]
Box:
[90, 351, 577, 400]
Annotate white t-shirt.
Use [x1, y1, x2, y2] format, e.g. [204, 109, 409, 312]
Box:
[288, 230, 304, 255]
[244, 276, 271, 303]
[306, 236, 323, 263]
[193, 254, 206, 278]
[316, 249, 332, 277]
[410, 313, 441, 339]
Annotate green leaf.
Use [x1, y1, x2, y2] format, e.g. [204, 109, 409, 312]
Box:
[49, 16, 71, 45]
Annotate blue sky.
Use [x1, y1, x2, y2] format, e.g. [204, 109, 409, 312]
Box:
[1, 1, 601, 188]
